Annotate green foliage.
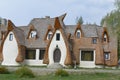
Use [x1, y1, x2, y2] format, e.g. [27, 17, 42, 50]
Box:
[0, 72, 120, 80]
[101, 0, 120, 36]
[76, 16, 84, 24]
[101, 0, 120, 59]
[0, 66, 9, 74]
[15, 66, 35, 78]
[55, 69, 69, 77]
[115, 0, 120, 11]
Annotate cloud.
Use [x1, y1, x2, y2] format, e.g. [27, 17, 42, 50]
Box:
[0, 0, 115, 26]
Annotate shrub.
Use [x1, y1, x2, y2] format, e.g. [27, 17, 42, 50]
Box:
[15, 66, 35, 78]
[55, 69, 69, 77]
[0, 66, 9, 74]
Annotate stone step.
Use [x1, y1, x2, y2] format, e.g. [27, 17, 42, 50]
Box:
[47, 63, 63, 69]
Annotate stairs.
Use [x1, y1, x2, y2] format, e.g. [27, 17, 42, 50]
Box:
[47, 63, 63, 69]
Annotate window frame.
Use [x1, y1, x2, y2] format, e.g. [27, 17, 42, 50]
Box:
[92, 38, 97, 44]
[81, 51, 94, 61]
[104, 52, 110, 60]
[25, 49, 36, 60]
[47, 31, 52, 40]
[103, 33, 108, 43]
[56, 33, 60, 41]
[30, 30, 37, 38]
[9, 33, 13, 41]
[48, 34, 52, 40]
[76, 30, 81, 39]
[39, 49, 45, 60]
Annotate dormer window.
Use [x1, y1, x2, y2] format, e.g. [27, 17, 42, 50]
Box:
[9, 33, 13, 41]
[104, 34, 107, 42]
[103, 32, 108, 43]
[47, 31, 52, 40]
[76, 30, 81, 38]
[30, 30, 37, 38]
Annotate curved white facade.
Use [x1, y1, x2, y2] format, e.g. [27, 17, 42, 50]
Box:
[48, 30, 67, 66]
[2, 32, 20, 66]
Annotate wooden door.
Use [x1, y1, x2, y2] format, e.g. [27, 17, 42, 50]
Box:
[53, 48, 61, 63]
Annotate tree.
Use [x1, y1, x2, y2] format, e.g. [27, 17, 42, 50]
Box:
[76, 16, 84, 24]
[101, 0, 120, 59]
[101, 1, 120, 36]
[115, 0, 120, 11]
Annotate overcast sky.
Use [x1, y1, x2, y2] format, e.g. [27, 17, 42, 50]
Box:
[0, 0, 115, 26]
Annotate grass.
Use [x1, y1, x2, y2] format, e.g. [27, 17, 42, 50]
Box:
[0, 66, 10, 74]
[0, 72, 120, 80]
[55, 69, 69, 77]
[15, 66, 35, 78]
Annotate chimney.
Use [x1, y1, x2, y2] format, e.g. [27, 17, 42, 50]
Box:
[45, 16, 50, 18]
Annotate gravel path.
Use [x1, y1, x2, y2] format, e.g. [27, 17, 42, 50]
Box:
[6, 67, 120, 75]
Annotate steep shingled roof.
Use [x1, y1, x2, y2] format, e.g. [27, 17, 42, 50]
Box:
[65, 24, 101, 38]
[12, 27, 25, 45]
[0, 24, 7, 45]
[6, 20, 25, 46]
[25, 18, 55, 48]
[17, 14, 104, 49]
[19, 14, 67, 48]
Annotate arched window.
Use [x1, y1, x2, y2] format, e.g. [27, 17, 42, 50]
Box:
[47, 31, 52, 40]
[30, 30, 37, 38]
[103, 33, 108, 42]
[9, 33, 13, 41]
[76, 30, 81, 38]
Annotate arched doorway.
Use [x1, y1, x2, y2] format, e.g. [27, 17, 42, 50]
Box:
[53, 48, 61, 63]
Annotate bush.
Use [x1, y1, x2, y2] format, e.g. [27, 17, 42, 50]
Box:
[55, 69, 69, 77]
[15, 66, 35, 78]
[0, 66, 9, 74]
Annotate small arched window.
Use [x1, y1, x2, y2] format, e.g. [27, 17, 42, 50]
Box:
[9, 33, 13, 41]
[76, 30, 81, 38]
[30, 30, 37, 38]
[47, 31, 52, 40]
[103, 32, 108, 43]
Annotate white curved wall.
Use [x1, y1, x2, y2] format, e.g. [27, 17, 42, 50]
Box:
[48, 30, 67, 66]
[2, 32, 20, 66]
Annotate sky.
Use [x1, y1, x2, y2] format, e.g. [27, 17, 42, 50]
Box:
[0, 0, 115, 26]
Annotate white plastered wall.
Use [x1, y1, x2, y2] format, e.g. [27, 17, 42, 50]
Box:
[23, 49, 46, 66]
[48, 30, 67, 66]
[2, 32, 20, 66]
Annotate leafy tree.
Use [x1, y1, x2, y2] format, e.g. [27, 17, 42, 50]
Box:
[115, 0, 120, 11]
[76, 16, 84, 24]
[101, 0, 120, 59]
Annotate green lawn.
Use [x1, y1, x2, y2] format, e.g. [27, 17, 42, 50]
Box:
[0, 73, 120, 80]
